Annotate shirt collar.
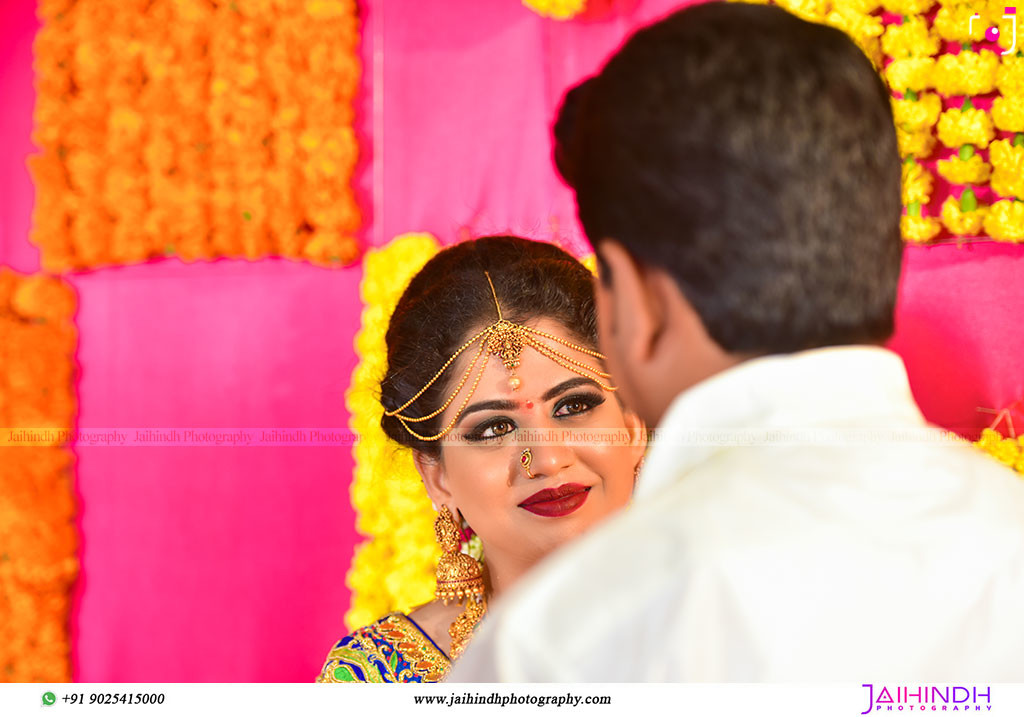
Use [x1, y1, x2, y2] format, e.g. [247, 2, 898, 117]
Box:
[634, 345, 927, 500]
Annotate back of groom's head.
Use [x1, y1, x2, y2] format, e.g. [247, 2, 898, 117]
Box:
[556, 2, 903, 355]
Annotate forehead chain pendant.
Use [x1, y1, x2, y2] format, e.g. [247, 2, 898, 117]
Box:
[487, 319, 526, 391]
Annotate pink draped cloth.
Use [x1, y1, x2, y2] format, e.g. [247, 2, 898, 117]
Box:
[0, 0, 1021, 681]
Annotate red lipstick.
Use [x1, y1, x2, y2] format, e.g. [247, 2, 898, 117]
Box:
[518, 483, 591, 517]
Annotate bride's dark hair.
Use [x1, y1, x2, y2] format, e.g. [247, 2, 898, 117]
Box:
[380, 236, 599, 458]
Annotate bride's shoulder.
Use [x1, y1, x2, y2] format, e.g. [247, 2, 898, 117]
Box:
[315, 611, 450, 683]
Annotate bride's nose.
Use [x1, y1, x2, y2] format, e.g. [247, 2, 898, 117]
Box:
[516, 443, 574, 481]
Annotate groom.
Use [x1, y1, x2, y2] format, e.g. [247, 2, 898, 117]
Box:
[450, 2, 1024, 680]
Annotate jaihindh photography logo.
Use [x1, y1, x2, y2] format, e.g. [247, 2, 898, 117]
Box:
[861, 685, 993, 713]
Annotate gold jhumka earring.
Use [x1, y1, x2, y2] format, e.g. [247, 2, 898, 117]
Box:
[434, 505, 486, 659]
[383, 271, 617, 441]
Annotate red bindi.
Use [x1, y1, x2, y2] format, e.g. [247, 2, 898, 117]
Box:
[525, 400, 533, 409]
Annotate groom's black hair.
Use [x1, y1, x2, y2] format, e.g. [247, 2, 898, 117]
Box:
[554, 2, 903, 354]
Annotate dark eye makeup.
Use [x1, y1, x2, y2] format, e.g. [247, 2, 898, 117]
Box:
[462, 391, 606, 443]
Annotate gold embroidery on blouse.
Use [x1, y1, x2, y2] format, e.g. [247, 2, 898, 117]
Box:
[376, 613, 450, 681]
[316, 612, 451, 683]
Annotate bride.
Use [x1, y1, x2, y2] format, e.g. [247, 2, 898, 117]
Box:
[317, 236, 646, 682]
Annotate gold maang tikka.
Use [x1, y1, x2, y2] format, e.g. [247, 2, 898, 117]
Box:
[384, 271, 617, 441]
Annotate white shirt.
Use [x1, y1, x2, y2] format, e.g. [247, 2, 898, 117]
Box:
[449, 346, 1024, 681]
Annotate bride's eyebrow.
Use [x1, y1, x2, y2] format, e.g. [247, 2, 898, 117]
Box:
[541, 377, 601, 402]
[456, 399, 520, 427]
[454, 377, 603, 428]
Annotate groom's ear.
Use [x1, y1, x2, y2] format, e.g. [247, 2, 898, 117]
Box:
[595, 240, 664, 367]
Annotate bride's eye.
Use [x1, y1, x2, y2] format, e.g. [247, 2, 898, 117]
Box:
[465, 418, 516, 442]
[553, 393, 605, 418]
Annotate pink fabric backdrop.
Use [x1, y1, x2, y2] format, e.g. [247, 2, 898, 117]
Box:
[1, 0, 1022, 682]
[0, 0, 369, 682]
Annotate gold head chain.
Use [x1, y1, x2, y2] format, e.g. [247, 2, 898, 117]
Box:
[383, 271, 617, 441]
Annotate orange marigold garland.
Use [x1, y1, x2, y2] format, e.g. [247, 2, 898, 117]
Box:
[0, 269, 78, 682]
[30, 0, 362, 271]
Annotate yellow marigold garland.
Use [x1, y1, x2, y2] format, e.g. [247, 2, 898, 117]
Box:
[0, 269, 78, 682]
[30, 0, 362, 271]
[345, 234, 442, 631]
[975, 428, 1024, 474]
[993, 54, 1024, 133]
[893, 93, 942, 163]
[734, 0, 1024, 242]
[522, 0, 588, 20]
[902, 158, 935, 204]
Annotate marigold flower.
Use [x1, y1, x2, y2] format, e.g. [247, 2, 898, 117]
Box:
[833, 0, 881, 12]
[902, 158, 935, 204]
[885, 57, 935, 93]
[996, 54, 1024, 95]
[892, 92, 943, 132]
[10, 276, 77, 323]
[997, 17, 1019, 52]
[883, 16, 940, 58]
[933, 2, 991, 42]
[937, 146, 992, 184]
[898, 126, 937, 157]
[937, 102, 995, 148]
[941, 189, 988, 234]
[933, 50, 999, 95]
[522, 0, 587, 19]
[983, 199, 1024, 241]
[976, 427, 1005, 451]
[992, 95, 1024, 132]
[901, 202, 943, 242]
[990, 137, 1024, 198]
[992, 436, 1022, 465]
[881, 0, 935, 14]
[826, 9, 884, 65]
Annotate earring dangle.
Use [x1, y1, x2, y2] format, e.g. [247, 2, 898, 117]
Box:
[433, 506, 487, 659]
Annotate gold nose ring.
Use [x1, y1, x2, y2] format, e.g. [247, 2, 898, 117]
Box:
[520, 448, 536, 479]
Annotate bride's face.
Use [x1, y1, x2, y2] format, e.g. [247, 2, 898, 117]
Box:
[416, 317, 645, 575]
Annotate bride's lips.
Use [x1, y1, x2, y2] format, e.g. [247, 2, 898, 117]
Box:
[518, 483, 591, 517]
